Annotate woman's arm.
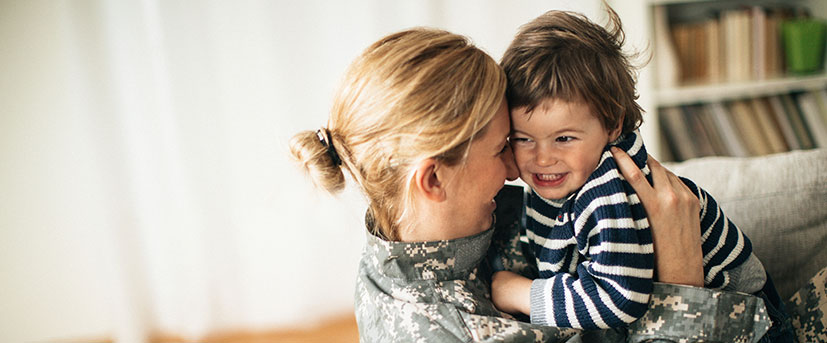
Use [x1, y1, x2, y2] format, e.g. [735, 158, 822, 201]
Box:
[611, 147, 704, 287]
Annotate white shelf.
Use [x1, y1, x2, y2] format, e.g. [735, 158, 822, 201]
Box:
[654, 74, 827, 107]
[647, 0, 806, 5]
[647, 0, 718, 5]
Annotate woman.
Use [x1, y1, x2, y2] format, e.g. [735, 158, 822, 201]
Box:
[290, 28, 769, 342]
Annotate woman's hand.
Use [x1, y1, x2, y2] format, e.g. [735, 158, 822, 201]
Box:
[491, 271, 532, 316]
[612, 148, 704, 287]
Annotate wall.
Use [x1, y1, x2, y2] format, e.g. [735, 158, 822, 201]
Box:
[0, 1, 599, 342]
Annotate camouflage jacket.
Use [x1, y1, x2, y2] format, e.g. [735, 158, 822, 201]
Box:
[787, 266, 827, 342]
[354, 215, 579, 342]
[355, 185, 771, 342]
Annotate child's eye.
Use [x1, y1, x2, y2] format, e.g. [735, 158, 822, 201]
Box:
[555, 136, 574, 142]
[509, 137, 531, 144]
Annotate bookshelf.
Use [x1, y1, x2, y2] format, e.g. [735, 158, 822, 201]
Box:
[613, 0, 827, 161]
[655, 74, 827, 107]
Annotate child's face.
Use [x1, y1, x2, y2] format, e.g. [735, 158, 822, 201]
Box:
[510, 98, 618, 200]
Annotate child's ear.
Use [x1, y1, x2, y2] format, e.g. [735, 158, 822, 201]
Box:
[608, 123, 623, 142]
[413, 158, 446, 202]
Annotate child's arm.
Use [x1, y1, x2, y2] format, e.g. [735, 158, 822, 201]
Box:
[491, 270, 532, 315]
[681, 177, 755, 290]
[527, 238, 653, 329]
[613, 148, 704, 286]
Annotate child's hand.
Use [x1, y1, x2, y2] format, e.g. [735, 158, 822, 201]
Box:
[491, 271, 533, 316]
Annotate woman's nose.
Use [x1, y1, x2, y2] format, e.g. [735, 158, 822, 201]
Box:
[501, 144, 519, 181]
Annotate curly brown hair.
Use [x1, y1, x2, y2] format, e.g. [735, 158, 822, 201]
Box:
[501, 4, 644, 134]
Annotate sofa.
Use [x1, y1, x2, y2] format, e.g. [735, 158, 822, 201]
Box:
[665, 148, 827, 341]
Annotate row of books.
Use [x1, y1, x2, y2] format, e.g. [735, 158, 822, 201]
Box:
[658, 89, 827, 161]
[663, 5, 810, 86]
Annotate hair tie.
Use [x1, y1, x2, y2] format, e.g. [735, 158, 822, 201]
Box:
[316, 128, 342, 166]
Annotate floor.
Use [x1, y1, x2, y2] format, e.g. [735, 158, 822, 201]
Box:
[149, 315, 360, 343]
[203, 315, 359, 343]
[59, 315, 360, 343]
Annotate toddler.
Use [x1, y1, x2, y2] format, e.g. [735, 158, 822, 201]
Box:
[494, 7, 791, 341]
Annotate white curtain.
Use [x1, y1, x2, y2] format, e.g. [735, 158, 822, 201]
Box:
[0, 1, 601, 342]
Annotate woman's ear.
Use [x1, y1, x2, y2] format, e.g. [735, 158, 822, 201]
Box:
[413, 158, 446, 202]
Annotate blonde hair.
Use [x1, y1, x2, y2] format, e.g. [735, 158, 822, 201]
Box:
[290, 28, 506, 241]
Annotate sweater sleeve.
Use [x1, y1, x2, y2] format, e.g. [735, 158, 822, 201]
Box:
[528, 152, 654, 329]
[679, 177, 754, 290]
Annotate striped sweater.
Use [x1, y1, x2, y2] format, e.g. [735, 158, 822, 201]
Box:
[526, 130, 753, 329]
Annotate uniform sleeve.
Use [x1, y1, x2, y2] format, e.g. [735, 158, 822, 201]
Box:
[458, 311, 579, 343]
[787, 266, 827, 343]
[626, 282, 771, 343]
[528, 155, 654, 329]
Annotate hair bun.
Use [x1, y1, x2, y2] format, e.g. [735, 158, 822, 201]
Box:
[316, 128, 342, 166]
[289, 130, 346, 193]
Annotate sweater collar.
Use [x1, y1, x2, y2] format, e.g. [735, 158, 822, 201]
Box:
[609, 129, 649, 171]
[363, 213, 493, 281]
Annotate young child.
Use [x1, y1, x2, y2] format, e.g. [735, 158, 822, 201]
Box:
[494, 7, 792, 338]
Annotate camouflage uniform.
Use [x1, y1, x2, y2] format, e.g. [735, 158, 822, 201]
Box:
[787, 266, 827, 342]
[355, 212, 579, 342]
[355, 185, 774, 342]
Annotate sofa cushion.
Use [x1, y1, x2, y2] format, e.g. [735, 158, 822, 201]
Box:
[665, 149, 827, 300]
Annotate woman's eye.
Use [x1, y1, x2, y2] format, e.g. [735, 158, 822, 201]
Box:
[556, 136, 574, 142]
[509, 137, 530, 144]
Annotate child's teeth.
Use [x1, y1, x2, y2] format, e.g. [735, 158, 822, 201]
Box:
[539, 173, 562, 181]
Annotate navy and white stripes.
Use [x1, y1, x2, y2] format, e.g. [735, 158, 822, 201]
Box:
[526, 130, 753, 329]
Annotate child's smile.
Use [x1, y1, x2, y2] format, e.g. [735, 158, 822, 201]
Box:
[534, 172, 568, 188]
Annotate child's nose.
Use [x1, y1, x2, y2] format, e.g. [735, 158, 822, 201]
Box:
[535, 147, 557, 167]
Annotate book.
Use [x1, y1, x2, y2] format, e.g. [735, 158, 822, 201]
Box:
[671, 23, 692, 84]
[752, 6, 767, 80]
[749, 97, 788, 153]
[659, 106, 699, 161]
[812, 89, 827, 127]
[795, 92, 827, 148]
[662, 4, 809, 86]
[692, 22, 709, 83]
[779, 93, 816, 149]
[657, 129, 677, 162]
[705, 17, 723, 84]
[723, 10, 741, 82]
[727, 100, 772, 156]
[681, 105, 717, 156]
[740, 9, 753, 82]
[706, 102, 749, 157]
[695, 104, 730, 155]
[766, 95, 803, 150]
[764, 8, 785, 78]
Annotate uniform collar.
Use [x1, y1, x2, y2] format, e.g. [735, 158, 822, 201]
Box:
[364, 214, 493, 281]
